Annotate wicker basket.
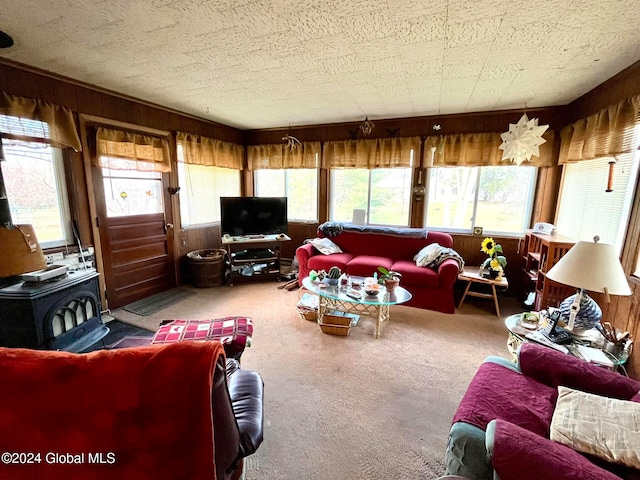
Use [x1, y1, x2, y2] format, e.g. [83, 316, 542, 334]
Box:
[318, 314, 352, 336]
[298, 310, 318, 322]
[296, 290, 318, 321]
[187, 249, 227, 287]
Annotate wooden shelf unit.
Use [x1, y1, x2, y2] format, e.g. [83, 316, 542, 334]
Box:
[222, 234, 291, 286]
[521, 230, 576, 311]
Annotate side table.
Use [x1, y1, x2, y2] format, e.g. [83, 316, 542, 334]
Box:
[458, 266, 508, 317]
[504, 313, 630, 371]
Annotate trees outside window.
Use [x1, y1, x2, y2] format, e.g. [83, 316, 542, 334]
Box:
[425, 166, 536, 234]
[2, 139, 71, 247]
[330, 168, 412, 226]
[254, 169, 318, 222]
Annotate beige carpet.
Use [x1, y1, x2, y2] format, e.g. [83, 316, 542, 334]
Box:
[112, 281, 521, 480]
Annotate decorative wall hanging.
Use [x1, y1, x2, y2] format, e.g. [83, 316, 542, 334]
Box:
[360, 117, 375, 136]
[282, 134, 301, 152]
[499, 113, 549, 165]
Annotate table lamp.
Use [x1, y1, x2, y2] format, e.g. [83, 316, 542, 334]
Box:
[545, 236, 631, 331]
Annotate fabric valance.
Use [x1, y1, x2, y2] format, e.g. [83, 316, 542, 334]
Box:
[176, 132, 244, 169]
[558, 94, 640, 164]
[247, 141, 321, 170]
[0, 92, 82, 151]
[323, 137, 420, 169]
[423, 131, 555, 167]
[95, 127, 171, 172]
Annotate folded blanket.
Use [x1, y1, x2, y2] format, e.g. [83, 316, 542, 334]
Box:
[0, 342, 224, 480]
[427, 246, 465, 272]
[319, 221, 427, 238]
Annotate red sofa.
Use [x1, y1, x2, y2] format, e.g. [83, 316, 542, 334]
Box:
[296, 223, 460, 313]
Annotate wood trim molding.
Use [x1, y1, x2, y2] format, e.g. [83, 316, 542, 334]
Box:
[79, 113, 171, 137]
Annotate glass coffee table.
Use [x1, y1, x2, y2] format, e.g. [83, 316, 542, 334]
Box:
[301, 276, 412, 338]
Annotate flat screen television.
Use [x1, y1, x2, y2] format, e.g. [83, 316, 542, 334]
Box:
[220, 197, 288, 236]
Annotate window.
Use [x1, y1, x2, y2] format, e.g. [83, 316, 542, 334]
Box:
[176, 145, 241, 227]
[330, 167, 413, 226]
[556, 152, 639, 254]
[254, 169, 318, 222]
[425, 166, 537, 234]
[2, 139, 72, 248]
[101, 158, 163, 218]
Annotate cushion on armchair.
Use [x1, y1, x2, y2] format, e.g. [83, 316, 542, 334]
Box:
[452, 360, 557, 436]
[517, 342, 640, 400]
[487, 419, 623, 480]
[550, 386, 640, 470]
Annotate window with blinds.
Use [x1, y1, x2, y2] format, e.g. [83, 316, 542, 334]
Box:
[555, 152, 639, 254]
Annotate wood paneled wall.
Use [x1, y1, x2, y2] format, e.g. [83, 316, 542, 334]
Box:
[559, 59, 640, 378]
[3, 57, 640, 377]
[0, 59, 241, 281]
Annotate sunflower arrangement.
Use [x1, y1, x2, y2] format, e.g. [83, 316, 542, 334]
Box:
[480, 237, 507, 280]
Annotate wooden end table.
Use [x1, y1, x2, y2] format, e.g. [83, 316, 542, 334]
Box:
[457, 266, 508, 317]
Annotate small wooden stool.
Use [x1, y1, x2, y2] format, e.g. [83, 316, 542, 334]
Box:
[457, 266, 508, 317]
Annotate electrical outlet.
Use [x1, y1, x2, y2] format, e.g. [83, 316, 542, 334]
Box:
[181, 238, 188, 247]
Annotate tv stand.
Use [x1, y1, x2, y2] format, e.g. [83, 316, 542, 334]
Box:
[222, 234, 291, 286]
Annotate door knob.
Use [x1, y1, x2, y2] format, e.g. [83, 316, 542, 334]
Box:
[165, 223, 174, 229]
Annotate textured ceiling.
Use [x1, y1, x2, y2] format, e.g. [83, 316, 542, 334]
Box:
[1, 0, 639, 130]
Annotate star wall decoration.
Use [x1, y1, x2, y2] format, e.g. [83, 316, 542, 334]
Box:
[499, 113, 549, 165]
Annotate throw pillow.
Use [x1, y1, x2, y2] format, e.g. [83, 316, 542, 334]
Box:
[414, 243, 443, 267]
[308, 237, 343, 255]
[550, 386, 640, 469]
[632, 392, 640, 403]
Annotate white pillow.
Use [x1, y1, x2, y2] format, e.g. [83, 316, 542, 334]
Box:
[413, 243, 443, 267]
[309, 237, 343, 255]
[550, 386, 640, 469]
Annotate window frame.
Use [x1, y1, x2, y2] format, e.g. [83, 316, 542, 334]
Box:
[555, 153, 639, 256]
[423, 165, 538, 236]
[2, 139, 73, 249]
[253, 167, 319, 223]
[176, 146, 242, 229]
[328, 166, 414, 227]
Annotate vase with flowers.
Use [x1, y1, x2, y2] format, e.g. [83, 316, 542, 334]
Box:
[480, 237, 507, 281]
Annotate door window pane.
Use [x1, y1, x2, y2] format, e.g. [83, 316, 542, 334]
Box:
[101, 159, 163, 217]
[2, 139, 71, 247]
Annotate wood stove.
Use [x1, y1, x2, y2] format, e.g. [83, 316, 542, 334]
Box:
[0, 270, 109, 352]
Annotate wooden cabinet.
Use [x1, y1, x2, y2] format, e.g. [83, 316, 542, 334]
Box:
[522, 231, 576, 311]
[223, 234, 291, 286]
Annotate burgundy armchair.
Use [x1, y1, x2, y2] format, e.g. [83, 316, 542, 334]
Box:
[446, 342, 640, 480]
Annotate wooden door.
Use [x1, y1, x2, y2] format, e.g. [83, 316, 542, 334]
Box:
[93, 166, 176, 309]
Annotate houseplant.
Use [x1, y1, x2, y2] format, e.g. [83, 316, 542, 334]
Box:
[480, 237, 507, 280]
[377, 267, 402, 291]
[325, 266, 342, 286]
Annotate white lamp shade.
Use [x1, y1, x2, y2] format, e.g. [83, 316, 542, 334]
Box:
[546, 240, 631, 296]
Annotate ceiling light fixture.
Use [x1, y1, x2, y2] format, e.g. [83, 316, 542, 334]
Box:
[360, 117, 374, 136]
[0, 31, 14, 49]
[499, 113, 549, 165]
